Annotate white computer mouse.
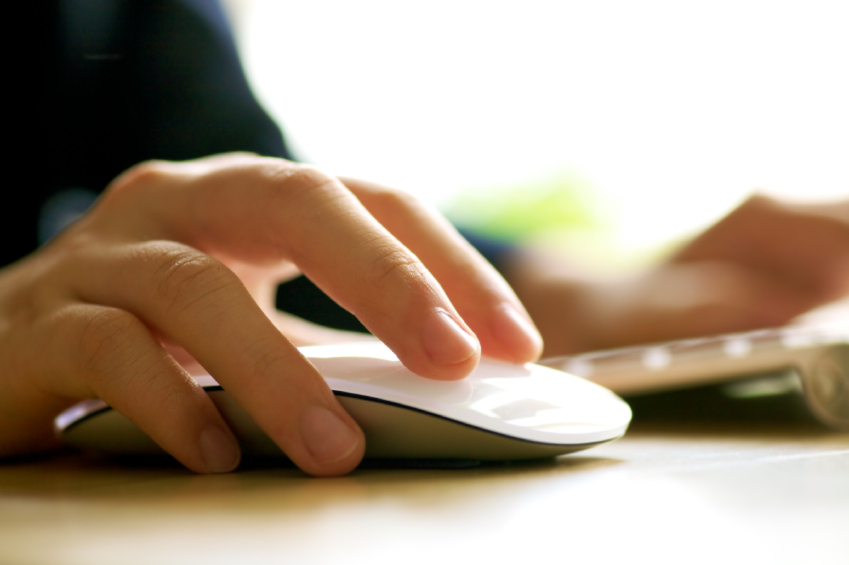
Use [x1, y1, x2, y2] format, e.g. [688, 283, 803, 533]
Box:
[55, 341, 632, 461]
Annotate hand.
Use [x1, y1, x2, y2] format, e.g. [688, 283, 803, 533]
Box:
[0, 153, 542, 476]
[507, 194, 849, 355]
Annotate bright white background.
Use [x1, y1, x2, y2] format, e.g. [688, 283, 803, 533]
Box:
[225, 0, 849, 265]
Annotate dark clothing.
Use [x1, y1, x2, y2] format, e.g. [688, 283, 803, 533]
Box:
[11, 0, 509, 333]
[10, 0, 289, 268]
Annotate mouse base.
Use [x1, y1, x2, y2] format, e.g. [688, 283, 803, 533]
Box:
[338, 395, 612, 459]
[60, 391, 619, 462]
[217, 393, 613, 460]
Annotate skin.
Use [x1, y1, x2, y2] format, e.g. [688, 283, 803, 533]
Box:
[0, 153, 542, 477]
[509, 194, 849, 356]
[3, 160, 846, 476]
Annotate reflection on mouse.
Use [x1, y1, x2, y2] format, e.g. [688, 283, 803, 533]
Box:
[55, 341, 632, 462]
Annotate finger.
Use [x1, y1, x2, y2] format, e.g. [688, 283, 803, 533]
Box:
[65, 241, 365, 477]
[760, 199, 849, 300]
[96, 157, 482, 380]
[340, 176, 544, 364]
[38, 303, 242, 473]
[592, 261, 818, 350]
[268, 310, 379, 347]
[636, 262, 815, 337]
[674, 195, 849, 301]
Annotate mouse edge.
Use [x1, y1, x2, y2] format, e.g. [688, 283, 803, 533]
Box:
[54, 387, 630, 451]
[333, 391, 630, 446]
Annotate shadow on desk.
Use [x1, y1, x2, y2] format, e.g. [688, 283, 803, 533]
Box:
[1, 417, 847, 565]
[0, 384, 839, 501]
[0, 418, 839, 509]
[0, 447, 623, 502]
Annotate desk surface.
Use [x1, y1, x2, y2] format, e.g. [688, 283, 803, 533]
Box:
[1, 421, 847, 565]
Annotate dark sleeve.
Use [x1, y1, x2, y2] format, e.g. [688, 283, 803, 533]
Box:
[9, 1, 514, 335]
[5, 0, 293, 267]
[456, 229, 516, 273]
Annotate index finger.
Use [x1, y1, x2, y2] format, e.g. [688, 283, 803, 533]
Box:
[101, 156, 484, 380]
[340, 176, 544, 364]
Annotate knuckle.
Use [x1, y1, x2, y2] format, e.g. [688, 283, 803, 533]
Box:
[369, 186, 421, 216]
[105, 160, 170, 198]
[148, 245, 235, 315]
[259, 163, 342, 209]
[738, 193, 783, 217]
[235, 335, 289, 383]
[250, 163, 350, 254]
[77, 308, 146, 378]
[51, 229, 99, 264]
[366, 241, 425, 290]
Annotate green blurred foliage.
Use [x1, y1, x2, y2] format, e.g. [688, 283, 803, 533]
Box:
[444, 170, 608, 242]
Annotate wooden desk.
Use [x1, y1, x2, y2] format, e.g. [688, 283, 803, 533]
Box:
[1, 422, 847, 565]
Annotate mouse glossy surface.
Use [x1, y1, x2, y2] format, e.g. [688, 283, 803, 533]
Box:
[56, 342, 632, 460]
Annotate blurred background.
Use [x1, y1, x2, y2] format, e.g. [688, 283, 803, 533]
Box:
[222, 0, 849, 271]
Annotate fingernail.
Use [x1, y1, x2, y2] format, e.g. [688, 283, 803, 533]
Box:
[199, 425, 241, 473]
[492, 303, 543, 359]
[300, 406, 361, 465]
[422, 309, 479, 365]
